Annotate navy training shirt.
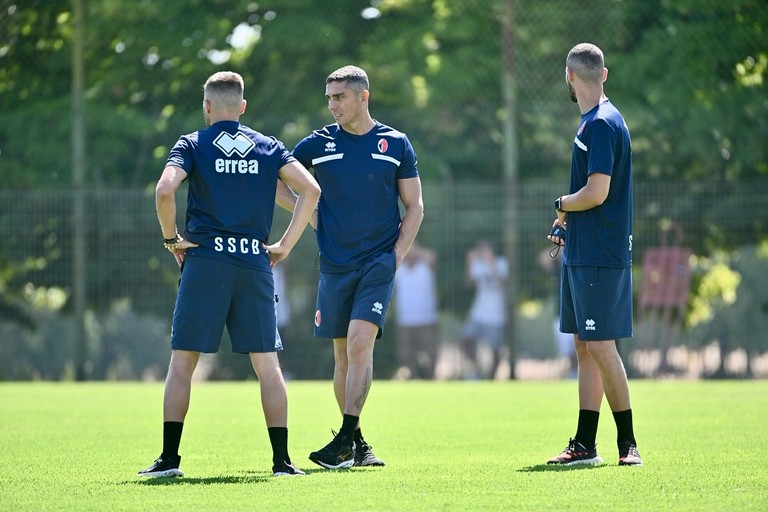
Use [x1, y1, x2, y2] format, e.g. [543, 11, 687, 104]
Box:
[564, 100, 633, 268]
[293, 121, 419, 273]
[166, 120, 295, 271]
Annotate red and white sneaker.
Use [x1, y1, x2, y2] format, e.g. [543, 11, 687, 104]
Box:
[547, 438, 604, 466]
[618, 441, 643, 466]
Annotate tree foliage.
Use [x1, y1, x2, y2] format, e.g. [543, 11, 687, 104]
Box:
[1, 0, 765, 188]
[614, 0, 768, 181]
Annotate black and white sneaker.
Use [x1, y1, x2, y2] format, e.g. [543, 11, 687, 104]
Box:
[353, 438, 385, 467]
[137, 454, 184, 477]
[272, 460, 306, 477]
[309, 430, 354, 469]
[547, 439, 603, 466]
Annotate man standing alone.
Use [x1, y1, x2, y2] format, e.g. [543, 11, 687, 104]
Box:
[547, 44, 642, 466]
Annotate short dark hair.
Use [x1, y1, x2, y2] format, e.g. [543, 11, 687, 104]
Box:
[566, 43, 604, 83]
[326, 65, 369, 93]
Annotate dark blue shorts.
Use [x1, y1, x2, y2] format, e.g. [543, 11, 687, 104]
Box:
[560, 265, 633, 341]
[171, 254, 281, 354]
[314, 250, 397, 339]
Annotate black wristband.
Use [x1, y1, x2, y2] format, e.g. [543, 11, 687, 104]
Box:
[555, 196, 565, 212]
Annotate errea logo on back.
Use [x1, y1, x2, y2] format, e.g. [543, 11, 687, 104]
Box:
[214, 131, 259, 174]
[214, 131, 255, 156]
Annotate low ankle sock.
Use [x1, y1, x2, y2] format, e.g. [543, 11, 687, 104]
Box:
[162, 421, 184, 458]
[574, 409, 599, 449]
[612, 409, 636, 445]
[340, 414, 359, 440]
[268, 427, 289, 463]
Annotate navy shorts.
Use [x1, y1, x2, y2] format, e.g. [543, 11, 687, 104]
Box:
[560, 265, 633, 341]
[171, 254, 281, 354]
[314, 250, 397, 339]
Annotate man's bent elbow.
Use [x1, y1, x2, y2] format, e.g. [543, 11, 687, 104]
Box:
[155, 182, 175, 201]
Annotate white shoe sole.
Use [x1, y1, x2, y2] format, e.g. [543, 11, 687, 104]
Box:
[564, 456, 604, 466]
[310, 457, 354, 470]
[137, 468, 184, 477]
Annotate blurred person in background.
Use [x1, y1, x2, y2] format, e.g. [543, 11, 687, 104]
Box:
[393, 241, 439, 380]
[273, 263, 290, 335]
[138, 71, 319, 479]
[459, 240, 508, 380]
[546, 43, 642, 467]
[538, 247, 577, 378]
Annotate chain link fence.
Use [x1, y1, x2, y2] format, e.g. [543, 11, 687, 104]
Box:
[2, 180, 767, 380]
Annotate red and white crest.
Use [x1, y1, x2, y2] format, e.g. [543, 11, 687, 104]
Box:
[377, 138, 388, 153]
[314, 309, 322, 327]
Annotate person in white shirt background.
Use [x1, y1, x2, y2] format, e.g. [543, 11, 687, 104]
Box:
[460, 240, 508, 380]
[393, 242, 439, 380]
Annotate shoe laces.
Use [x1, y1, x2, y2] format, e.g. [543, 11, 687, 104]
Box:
[320, 430, 351, 453]
[619, 441, 639, 457]
[566, 438, 591, 454]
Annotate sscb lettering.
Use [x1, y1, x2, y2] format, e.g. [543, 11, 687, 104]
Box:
[214, 237, 261, 255]
[215, 159, 259, 174]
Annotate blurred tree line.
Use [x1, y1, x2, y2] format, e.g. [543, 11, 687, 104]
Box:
[0, 0, 766, 379]
[3, 0, 765, 188]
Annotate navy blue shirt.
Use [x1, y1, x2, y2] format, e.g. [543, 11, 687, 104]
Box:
[293, 121, 419, 273]
[564, 100, 633, 268]
[166, 120, 295, 271]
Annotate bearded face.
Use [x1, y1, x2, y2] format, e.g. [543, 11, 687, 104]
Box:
[565, 67, 577, 103]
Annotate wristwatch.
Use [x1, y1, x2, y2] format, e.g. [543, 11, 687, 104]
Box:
[555, 196, 565, 213]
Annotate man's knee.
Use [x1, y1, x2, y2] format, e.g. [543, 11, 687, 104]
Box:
[584, 340, 619, 362]
[169, 350, 200, 374]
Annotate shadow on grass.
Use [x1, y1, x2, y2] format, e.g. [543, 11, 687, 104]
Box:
[129, 475, 270, 486]
[517, 464, 607, 472]
[126, 466, 364, 485]
[246, 467, 380, 477]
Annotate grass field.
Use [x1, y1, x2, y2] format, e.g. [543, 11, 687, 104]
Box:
[1, 380, 767, 511]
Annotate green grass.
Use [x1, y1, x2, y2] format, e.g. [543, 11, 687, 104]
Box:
[1, 380, 767, 511]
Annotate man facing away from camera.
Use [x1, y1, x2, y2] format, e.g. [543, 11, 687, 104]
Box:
[546, 43, 643, 467]
[137, 71, 319, 478]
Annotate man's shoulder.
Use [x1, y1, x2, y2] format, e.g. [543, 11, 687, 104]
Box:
[582, 105, 627, 141]
[304, 124, 339, 141]
[594, 101, 626, 125]
[178, 128, 202, 142]
[294, 124, 338, 151]
[373, 121, 408, 140]
[234, 124, 284, 145]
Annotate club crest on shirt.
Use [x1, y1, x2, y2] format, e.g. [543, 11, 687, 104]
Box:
[314, 309, 322, 327]
[577, 122, 586, 136]
[377, 138, 388, 153]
